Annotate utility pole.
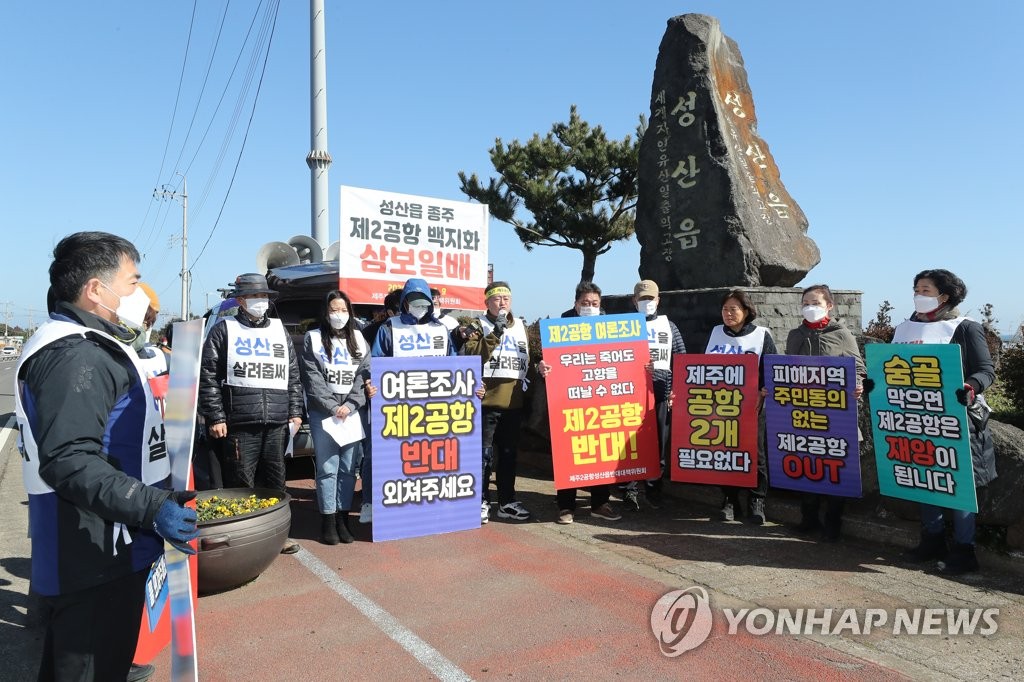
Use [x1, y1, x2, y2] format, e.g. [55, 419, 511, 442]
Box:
[306, 0, 331, 247]
[154, 173, 190, 320]
[1, 300, 11, 338]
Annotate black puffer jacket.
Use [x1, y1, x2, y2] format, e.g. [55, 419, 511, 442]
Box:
[199, 311, 303, 426]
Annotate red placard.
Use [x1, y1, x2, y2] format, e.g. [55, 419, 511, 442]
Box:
[670, 354, 760, 486]
[540, 314, 660, 490]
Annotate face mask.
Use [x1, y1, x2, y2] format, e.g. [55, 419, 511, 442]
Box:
[578, 305, 600, 317]
[408, 302, 431, 321]
[101, 283, 150, 329]
[244, 297, 270, 318]
[914, 295, 941, 314]
[131, 327, 149, 352]
[329, 312, 349, 330]
[802, 305, 828, 323]
[637, 300, 658, 316]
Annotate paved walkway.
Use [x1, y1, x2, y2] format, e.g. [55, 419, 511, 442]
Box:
[1, 427, 1021, 680]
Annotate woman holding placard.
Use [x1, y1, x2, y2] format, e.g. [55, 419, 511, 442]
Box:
[298, 290, 373, 545]
[786, 284, 865, 541]
[705, 289, 777, 524]
[891, 269, 995, 575]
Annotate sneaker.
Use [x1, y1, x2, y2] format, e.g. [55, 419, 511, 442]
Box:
[359, 502, 373, 524]
[937, 543, 979, 575]
[748, 498, 766, 525]
[481, 501, 490, 524]
[497, 501, 531, 521]
[280, 539, 300, 555]
[557, 509, 574, 525]
[591, 503, 622, 521]
[624, 489, 641, 512]
[719, 502, 735, 522]
[127, 664, 155, 682]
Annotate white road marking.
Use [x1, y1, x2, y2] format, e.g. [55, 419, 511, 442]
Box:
[294, 548, 474, 682]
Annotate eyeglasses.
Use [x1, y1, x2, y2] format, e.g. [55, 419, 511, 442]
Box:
[721, 306, 744, 313]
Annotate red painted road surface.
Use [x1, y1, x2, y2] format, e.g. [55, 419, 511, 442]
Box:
[146, 475, 904, 681]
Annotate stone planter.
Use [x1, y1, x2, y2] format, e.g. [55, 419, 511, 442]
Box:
[196, 488, 291, 595]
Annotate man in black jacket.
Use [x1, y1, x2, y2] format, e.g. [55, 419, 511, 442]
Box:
[16, 231, 197, 681]
[198, 273, 303, 552]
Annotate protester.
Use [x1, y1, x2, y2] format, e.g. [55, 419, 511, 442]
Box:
[462, 281, 548, 523]
[555, 282, 621, 524]
[705, 288, 776, 524]
[299, 290, 373, 544]
[198, 272, 303, 554]
[622, 280, 686, 511]
[361, 288, 401, 346]
[368, 277, 459, 522]
[889, 269, 995, 575]
[785, 284, 865, 541]
[15, 231, 197, 681]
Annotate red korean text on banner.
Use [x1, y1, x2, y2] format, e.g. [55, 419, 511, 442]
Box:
[670, 354, 760, 486]
[338, 185, 488, 310]
[540, 314, 660, 489]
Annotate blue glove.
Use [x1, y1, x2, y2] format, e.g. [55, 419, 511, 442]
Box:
[154, 490, 199, 554]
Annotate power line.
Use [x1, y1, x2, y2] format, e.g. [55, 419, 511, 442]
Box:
[135, 0, 199, 245]
[190, 0, 280, 270]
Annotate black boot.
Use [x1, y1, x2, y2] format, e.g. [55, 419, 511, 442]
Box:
[796, 498, 821, 533]
[336, 511, 355, 544]
[904, 530, 947, 563]
[320, 513, 340, 545]
[938, 543, 979, 575]
[822, 498, 844, 542]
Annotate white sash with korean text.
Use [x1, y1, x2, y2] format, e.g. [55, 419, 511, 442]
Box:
[479, 316, 530, 380]
[307, 328, 368, 396]
[891, 318, 965, 345]
[16, 320, 169, 495]
[705, 324, 769, 356]
[224, 318, 289, 389]
[390, 318, 450, 357]
[646, 315, 672, 371]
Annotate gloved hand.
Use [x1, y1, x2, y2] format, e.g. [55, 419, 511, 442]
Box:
[154, 490, 199, 554]
[955, 383, 976, 407]
[492, 313, 508, 334]
[861, 378, 875, 394]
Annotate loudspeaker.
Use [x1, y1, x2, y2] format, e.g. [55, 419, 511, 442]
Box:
[288, 235, 323, 264]
[323, 241, 340, 261]
[256, 241, 300, 274]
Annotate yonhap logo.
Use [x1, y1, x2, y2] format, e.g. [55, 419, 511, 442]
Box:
[650, 586, 714, 656]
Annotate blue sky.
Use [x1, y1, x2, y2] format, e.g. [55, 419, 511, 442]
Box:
[1, 1, 1021, 334]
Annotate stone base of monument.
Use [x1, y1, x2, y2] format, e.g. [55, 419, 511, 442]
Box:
[603, 286, 862, 353]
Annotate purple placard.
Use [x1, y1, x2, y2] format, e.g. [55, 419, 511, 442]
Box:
[370, 355, 483, 541]
[765, 355, 861, 497]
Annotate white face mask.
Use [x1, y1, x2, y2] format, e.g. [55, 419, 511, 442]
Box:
[407, 302, 431, 321]
[637, 300, 658, 316]
[101, 283, 150, 329]
[328, 312, 349, 330]
[801, 305, 828, 323]
[577, 305, 600, 317]
[913, 295, 941, 314]
[244, 297, 270, 318]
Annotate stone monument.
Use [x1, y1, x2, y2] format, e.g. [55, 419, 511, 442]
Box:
[635, 14, 819, 288]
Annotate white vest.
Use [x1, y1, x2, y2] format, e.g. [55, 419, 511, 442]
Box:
[705, 324, 769, 356]
[479, 316, 530, 380]
[306, 328, 368, 396]
[224, 318, 290, 389]
[16, 320, 169, 496]
[892, 318, 965, 345]
[646, 315, 673, 371]
[390, 318, 450, 357]
[438, 314, 460, 332]
[137, 346, 168, 378]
